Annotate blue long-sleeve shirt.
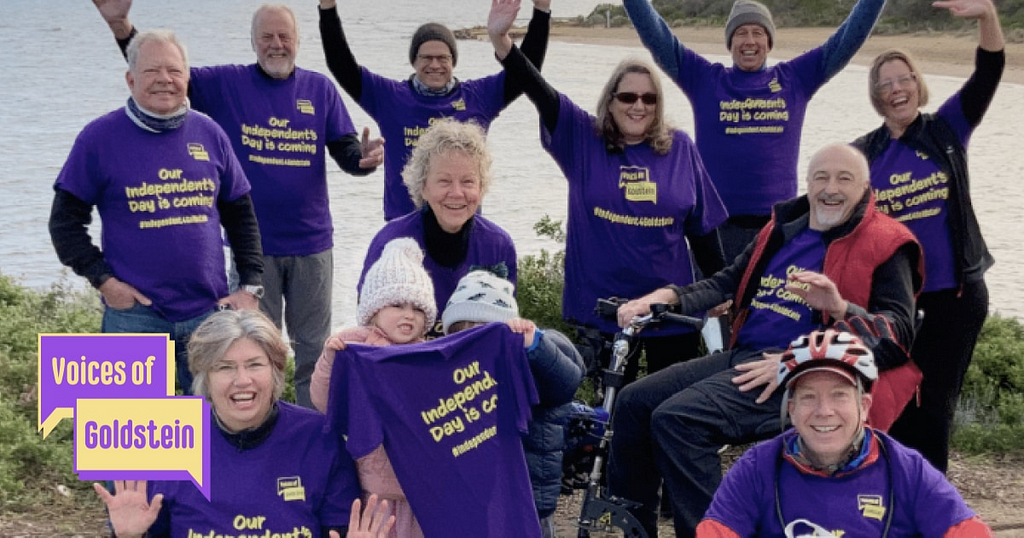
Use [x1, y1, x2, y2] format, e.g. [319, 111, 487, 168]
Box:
[622, 0, 885, 216]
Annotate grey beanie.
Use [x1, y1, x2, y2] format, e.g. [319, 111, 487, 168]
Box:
[725, 0, 775, 50]
[442, 270, 519, 334]
[409, 23, 458, 66]
[357, 237, 437, 330]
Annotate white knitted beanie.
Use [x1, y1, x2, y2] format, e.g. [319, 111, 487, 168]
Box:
[442, 269, 519, 334]
[357, 237, 437, 329]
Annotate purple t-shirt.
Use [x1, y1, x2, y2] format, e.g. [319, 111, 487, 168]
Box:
[677, 49, 829, 216]
[359, 69, 506, 220]
[357, 210, 518, 338]
[868, 93, 972, 293]
[735, 227, 824, 350]
[146, 403, 359, 537]
[542, 95, 727, 334]
[704, 429, 977, 536]
[189, 64, 357, 256]
[327, 323, 541, 537]
[54, 109, 249, 321]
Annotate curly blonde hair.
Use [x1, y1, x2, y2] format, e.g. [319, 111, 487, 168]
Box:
[401, 118, 493, 209]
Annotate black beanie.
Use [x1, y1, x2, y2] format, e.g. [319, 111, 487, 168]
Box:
[409, 23, 458, 66]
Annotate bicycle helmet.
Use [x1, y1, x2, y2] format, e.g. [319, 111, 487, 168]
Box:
[777, 329, 877, 392]
[777, 329, 876, 428]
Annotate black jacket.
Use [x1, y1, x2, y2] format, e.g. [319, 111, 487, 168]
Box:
[853, 47, 1004, 289]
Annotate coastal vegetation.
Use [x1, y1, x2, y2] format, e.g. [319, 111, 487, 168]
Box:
[579, 1, 1024, 34]
[1, 238, 1022, 519]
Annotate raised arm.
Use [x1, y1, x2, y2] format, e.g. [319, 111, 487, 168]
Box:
[318, 0, 364, 101]
[622, 0, 685, 79]
[503, 0, 552, 103]
[935, 0, 1005, 126]
[490, 0, 560, 132]
[937, 0, 1004, 51]
[94, 0, 134, 41]
[818, 0, 886, 80]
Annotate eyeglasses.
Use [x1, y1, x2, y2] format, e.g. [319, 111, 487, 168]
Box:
[417, 54, 453, 65]
[613, 92, 658, 105]
[874, 73, 917, 94]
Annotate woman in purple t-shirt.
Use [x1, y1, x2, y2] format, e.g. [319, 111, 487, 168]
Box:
[94, 310, 393, 538]
[357, 119, 518, 340]
[488, 0, 728, 383]
[852, 0, 1005, 474]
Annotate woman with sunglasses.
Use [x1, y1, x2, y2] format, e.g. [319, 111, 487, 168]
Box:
[852, 0, 1004, 474]
[488, 0, 728, 382]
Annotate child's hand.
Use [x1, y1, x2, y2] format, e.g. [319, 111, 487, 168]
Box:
[320, 334, 348, 362]
[505, 318, 537, 347]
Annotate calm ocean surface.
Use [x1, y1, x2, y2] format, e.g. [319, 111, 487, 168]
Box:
[2, 0, 1022, 325]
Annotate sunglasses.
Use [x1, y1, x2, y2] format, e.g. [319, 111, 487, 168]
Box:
[612, 92, 658, 105]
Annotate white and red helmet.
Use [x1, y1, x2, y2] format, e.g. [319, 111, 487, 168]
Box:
[777, 329, 877, 393]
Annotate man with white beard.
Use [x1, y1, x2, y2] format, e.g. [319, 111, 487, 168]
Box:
[608, 143, 924, 537]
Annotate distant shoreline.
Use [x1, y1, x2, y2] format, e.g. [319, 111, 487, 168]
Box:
[463, 24, 1024, 85]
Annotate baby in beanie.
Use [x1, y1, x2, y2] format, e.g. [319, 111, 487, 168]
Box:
[309, 237, 436, 538]
[311, 236, 435, 410]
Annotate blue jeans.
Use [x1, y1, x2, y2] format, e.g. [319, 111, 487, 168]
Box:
[101, 303, 215, 394]
[606, 348, 784, 537]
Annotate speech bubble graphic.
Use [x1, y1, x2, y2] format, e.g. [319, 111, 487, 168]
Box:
[38, 334, 175, 437]
[75, 397, 211, 500]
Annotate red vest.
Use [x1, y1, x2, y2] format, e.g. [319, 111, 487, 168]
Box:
[732, 195, 924, 431]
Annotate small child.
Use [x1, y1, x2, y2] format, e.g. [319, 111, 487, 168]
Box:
[310, 236, 436, 538]
[442, 269, 586, 538]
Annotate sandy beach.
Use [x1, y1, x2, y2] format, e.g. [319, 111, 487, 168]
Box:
[471, 24, 1024, 84]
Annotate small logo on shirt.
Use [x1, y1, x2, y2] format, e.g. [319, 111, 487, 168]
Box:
[618, 166, 657, 203]
[915, 150, 930, 160]
[768, 77, 782, 93]
[277, 476, 306, 502]
[857, 494, 886, 521]
[187, 143, 210, 161]
[451, 98, 466, 111]
[296, 99, 315, 115]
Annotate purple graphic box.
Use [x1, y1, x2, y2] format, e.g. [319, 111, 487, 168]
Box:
[39, 334, 173, 432]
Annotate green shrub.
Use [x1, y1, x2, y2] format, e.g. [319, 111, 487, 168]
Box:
[953, 313, 1024, 454]
[0, 273, 103, 512]
[517, 216, 574, 338]
[644, 0, 1020, 32]
[0, 271, 301, 512]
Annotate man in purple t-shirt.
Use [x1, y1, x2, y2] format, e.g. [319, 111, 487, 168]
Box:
[93, 0, 385, 408]
[606, 144, 922, 537]
[699, 330, 991, 537]
[317, 0, 552, 220]
[623, 0, 885, 262]
[49, 30, 263, 393]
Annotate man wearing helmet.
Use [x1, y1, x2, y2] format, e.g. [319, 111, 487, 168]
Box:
[608, 143, 925, 537]
[697, 329, 992, 537]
